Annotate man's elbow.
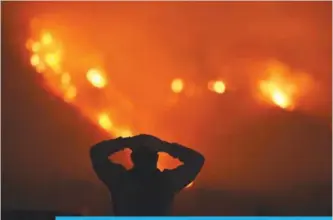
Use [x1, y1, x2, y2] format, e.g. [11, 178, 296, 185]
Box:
[90, 145, 102, 162]
[187, 151, 204, 172]
[195, 153, 205, 170]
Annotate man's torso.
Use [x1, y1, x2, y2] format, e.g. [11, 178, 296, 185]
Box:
[107, 169, 176, 216]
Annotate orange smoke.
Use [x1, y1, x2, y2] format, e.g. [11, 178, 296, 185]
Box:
[26, 30, 312, 191]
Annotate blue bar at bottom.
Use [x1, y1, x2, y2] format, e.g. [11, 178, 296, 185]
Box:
[56, 217, 332, 220]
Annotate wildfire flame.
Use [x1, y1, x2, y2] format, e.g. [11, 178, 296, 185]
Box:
[26, 27, 312, 190]
[87, 68, 107, 89]
[26, 31, 133, 136]
[259, 80, 294, 110]
[208, 80, 226, 94]
[26, 30, 193, 188]
[256, 61, 311, 111]
[171, 78, 184, 93]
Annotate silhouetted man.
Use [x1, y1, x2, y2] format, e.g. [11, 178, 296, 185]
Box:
[90, 134, 205, 216]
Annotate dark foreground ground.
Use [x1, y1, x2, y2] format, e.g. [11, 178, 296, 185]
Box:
[2, 184, 332, 218]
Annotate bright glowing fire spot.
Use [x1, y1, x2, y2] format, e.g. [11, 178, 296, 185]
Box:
[28, 32, 63, 75]
[255, 60, 309, 111]
[45, 53, 61, 73]
[45, 53, 58, 66]
[86, 68, 107, 88]
[31, 42, 41, 52]
[171, 78, 184, 93]
[30, 54, 40, 66]
[98, 113, 113, 131]
[97, 114, 133, 138]
[259, 80, 294, 110]
[272, 91, 289, 109]
[41, 32, 53, 45]
[208, 80, 226, 94]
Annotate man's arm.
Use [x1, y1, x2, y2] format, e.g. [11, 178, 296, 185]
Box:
[159, 142, 205, 192]
[90, 137, 129, 185]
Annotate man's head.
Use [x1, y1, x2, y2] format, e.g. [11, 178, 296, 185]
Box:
[131, 147, 158, 171]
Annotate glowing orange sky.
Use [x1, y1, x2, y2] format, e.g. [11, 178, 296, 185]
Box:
[2, 2, 331, 194]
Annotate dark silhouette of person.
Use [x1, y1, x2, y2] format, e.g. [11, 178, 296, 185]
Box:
[90, 134, 205, 216]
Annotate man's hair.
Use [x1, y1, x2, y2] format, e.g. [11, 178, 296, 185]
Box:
[131, 147, 158, 165]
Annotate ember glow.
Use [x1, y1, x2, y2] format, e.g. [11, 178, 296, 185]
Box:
[171, 78, 184, 93]
[208, 80, 226, 94]
[259, 80, 294, 110]
[98, 113, 113, 131]
[86, 68, 107, 89]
